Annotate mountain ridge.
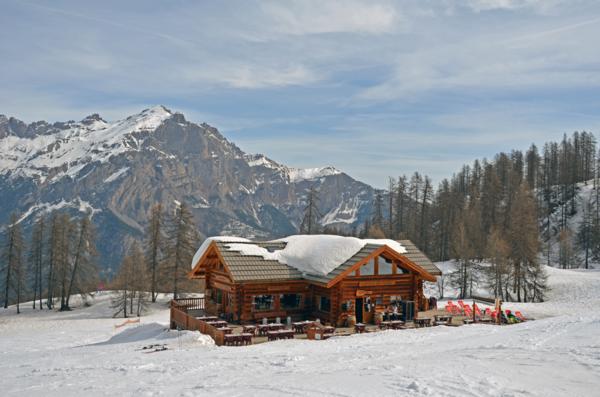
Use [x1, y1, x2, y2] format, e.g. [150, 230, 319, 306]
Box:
[0, 106, 377, 274]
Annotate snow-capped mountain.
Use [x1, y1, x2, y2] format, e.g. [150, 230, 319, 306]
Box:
[0, 106, 376, 271]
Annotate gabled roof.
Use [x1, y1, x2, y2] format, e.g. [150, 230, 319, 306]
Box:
[190, 235, 440, 285]
[398, 240, 442, 276]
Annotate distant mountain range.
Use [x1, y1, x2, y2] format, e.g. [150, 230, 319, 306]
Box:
[0, 106, 377, 273]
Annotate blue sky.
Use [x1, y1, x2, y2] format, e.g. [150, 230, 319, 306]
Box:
[2, 0, 600, 187]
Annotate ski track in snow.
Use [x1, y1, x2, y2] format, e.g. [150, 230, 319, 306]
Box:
[1, 269, 600, 396]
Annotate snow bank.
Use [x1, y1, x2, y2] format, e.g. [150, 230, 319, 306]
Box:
[195, 235, 407, 276]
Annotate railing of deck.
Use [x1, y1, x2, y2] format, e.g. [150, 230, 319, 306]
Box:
[170, 297, 224, 346]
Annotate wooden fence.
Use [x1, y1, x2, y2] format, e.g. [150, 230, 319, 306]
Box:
[170, 298, 224, 346]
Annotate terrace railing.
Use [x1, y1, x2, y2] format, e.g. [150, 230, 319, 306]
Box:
[170, 297, 224, 346]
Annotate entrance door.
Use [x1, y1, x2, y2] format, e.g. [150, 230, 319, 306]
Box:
[355, 298, 363, 323]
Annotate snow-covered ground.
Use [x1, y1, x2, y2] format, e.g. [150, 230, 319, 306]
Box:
[2, 268, 600, 396]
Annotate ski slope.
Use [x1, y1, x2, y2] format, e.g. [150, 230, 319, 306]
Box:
[1, 268, 599, 396]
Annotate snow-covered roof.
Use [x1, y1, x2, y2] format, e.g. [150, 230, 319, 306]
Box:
[191, 235, 410, 278]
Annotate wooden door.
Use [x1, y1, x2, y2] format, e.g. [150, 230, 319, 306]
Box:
[355, 298, 363, 323]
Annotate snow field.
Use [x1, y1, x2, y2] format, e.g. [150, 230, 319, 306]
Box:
[1, 269, 599, 396]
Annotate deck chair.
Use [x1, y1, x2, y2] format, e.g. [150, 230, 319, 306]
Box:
[463, 306, 473, 317]
[473, 303, 482, 317]
[515, 311, 526, 321]
[457, 300, 465, 308]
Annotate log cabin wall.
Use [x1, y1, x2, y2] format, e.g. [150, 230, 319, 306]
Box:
[237, 281, 310, 323]
[198, 243, 431, 325]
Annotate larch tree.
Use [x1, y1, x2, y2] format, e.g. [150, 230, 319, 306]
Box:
[145, 203, 164, 302]
[28, 215, 45, 310]
[166, 201, 198, 299]
[63, 216, 98, 311]
[300, 186, 322, 234]
[2, 213, 26, 312]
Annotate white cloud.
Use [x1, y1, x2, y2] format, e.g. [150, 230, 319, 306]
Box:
[261, 0, 399, 35]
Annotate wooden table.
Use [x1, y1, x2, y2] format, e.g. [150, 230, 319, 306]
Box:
[414, 318, 432, 328]
[389, 320, 405, 330]
[293, 321, 315, 334]
[355, 323, 366, 333]
[207, 320, 228, 328]
[323, 326, 335, 334]
[258, 323, 285, 336]
[379, 321, 391, 330]
[218, 327, 233, 334]
[197, 316, 219, 322]
[224, 333, 253, 346]
[434, 315, 452, 326]
[242, 325, 257, 335]
[267, 330, 295, 341]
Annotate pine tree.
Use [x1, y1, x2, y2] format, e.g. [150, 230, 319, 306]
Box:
[145, 203, 164, 302]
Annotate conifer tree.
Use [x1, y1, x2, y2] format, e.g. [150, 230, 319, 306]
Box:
[300, 186, 322, 234]
[28, 215, 45, 310]
[2, 213, 25, 312]
[166, 201, 198, 299]
[63, 216, 98, 311]
[145, 203, 164, 302]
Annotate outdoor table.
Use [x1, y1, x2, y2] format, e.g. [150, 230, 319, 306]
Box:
[323, 326, 335, 334]
[379, 321, 391, 330]
[242, 325, 257, 335]
[258, 324, 271, 336]
[207, 320, 228, 328]
[434, 315, 452, 326]
[224, 334, 240, 346]
[267, 330, 280, 341]
[218, 327, 233, 334]
[355, 323, 366, 333]
[269, 323, 285, 331]
[414, 318, 431, 328]
[197, 316, 218, 322]
[278, 329, 295, 339]
[390, 320, 405, 329]
[293, 322, 306, 334]
[240, 333, 253, 345]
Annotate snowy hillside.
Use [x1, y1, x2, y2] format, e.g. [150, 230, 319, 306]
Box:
[1, 267, 599, 396]
[543, 181, 600, 269]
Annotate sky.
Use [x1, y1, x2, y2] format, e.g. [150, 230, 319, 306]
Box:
[1, 0, 600, 188]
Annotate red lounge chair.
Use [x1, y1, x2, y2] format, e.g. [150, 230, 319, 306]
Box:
[515, 311, 526, 321]
[457, 300, 465, 308]
[463, 306, 473, 317]
[473, 304, 482, 316]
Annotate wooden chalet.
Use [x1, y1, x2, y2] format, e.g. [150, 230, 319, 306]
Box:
[188, 236, 441, 326]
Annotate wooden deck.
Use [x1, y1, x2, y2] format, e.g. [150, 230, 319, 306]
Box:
[170, 298, 489, 347]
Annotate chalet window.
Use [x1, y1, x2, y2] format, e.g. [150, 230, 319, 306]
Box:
[375, 296, 383, 305]
[378, 256, 393, 275]
[215, 289, 223, 304]
[253, 295, 274, 311]
[361, 258, 375, 276]
[317, 296, 331, 312]
[280, 293, 302, 310]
